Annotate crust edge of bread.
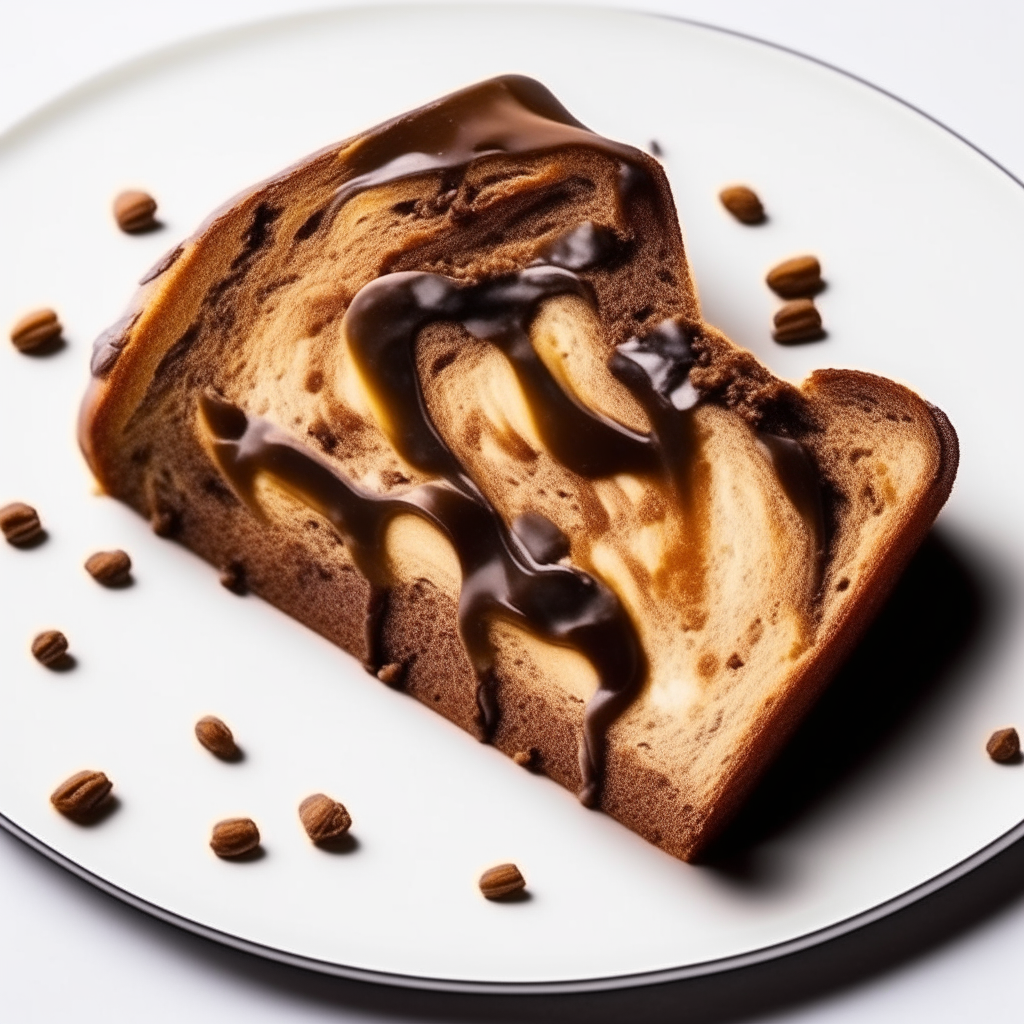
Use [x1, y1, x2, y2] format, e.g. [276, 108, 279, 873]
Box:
[685, 375, 959, 858]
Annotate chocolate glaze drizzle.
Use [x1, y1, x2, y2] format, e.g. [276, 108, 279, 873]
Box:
[201, 238, 712, 805]
[759, 433, 826, 578]
[191, 76, 825, 808]
[312, 75, 651, 232]
[201, 385, 644, 808]
[347, 266, 661, 480]
[512, 511, 570, 564]
[536, 221, 621, 271]
[201, 265, 823, 808]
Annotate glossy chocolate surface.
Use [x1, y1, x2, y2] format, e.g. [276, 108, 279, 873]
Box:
[201, 388, 644, 807]
[195, 76, 824, 807]
[201, 225, 706, 805]
[320, 75, 645, 228]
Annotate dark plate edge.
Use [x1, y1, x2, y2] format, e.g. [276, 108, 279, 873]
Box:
[3, 807, 1024, 993]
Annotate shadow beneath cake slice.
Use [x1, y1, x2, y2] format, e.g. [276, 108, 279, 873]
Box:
[702, 524, 1005, 874]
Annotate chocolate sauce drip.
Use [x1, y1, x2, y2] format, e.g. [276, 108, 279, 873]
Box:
[611, 318, 698, 411]
[512, 511, 570, 564]
[90, 312, 141, 377]
[536, 221, 620, 271]
[345, 266, 660, 480]
[609, 318, 702, 495]
[339, 265, 733, 803]
[200, 393, 645, 805]
[200, 254, 688, 805]
[90, 71, 831, 814]
[610, 323, 826, 567]
[188, 77, 823, 807]
[320, 76, 650, 229]
[759, 433, 826, 577]
[199, 254, 824, 805]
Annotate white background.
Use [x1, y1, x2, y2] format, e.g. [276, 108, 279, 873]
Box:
[2, 1, 1024, 1020]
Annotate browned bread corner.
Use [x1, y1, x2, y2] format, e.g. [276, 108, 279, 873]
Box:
[79, 76, 958, 861]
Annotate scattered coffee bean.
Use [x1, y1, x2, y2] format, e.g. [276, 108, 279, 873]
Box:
[299, 793, 352, 844]
[32, 630, 69, 667]
[479, 863, 527, 900]
[987, 727, 1020, 763]
[719, 185, 765, 225]
[0, 502, 43, 546]
[51, 770, 112, 821]
[85, 549, 132, 586]
[210, 817, 260, 858]
[773, 298, 825, 344]
[114, 190, 159, 233]
[9, 308, 62, 354]
[766, 255, 823, 298]
[195, 715, 239, 760]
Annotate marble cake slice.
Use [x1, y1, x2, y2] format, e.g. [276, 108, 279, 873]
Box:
[80, 76, 958, 860]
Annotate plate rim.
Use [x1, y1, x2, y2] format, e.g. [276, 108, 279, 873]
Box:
[5, 807, 1024, 994]
[1, 0, 1020, 994]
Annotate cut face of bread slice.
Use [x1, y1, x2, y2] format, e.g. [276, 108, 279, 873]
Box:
[79, 75, 958, 861]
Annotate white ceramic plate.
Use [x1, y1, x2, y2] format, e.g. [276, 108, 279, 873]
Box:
[0, 3, 1022, 993]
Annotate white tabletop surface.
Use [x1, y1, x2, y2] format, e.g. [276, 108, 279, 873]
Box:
[2, 1, 1024, 1020]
